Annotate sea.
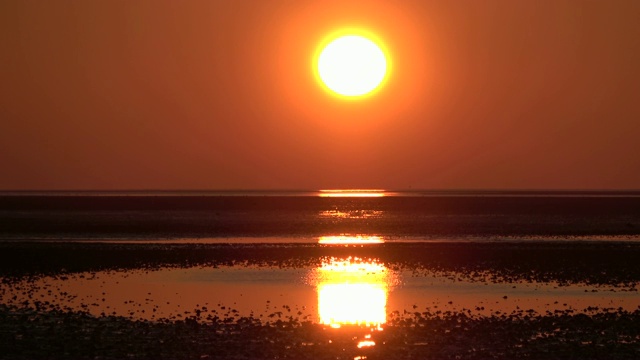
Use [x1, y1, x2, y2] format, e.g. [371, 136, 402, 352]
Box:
[0, 189, 639, 242]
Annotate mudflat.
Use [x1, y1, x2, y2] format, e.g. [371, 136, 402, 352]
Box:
[1, 241, 639, 359]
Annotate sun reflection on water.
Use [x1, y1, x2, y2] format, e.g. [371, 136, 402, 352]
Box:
[357, 339, 376, 349]
[318, 189, 386, 198]
[318, 235, 384, 244]
[318, 210, 384, 219]
[313, 257, 394, 329]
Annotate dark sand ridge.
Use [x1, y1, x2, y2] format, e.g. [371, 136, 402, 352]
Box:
[1, 242, 640, 287]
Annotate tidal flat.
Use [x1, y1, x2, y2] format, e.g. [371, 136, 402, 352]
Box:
[1, 241, 639, 359]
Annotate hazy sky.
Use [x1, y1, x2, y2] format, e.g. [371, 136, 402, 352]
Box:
[1, 0, 639, 190]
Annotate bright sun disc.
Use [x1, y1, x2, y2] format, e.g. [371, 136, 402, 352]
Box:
[316, 34, 388, 98]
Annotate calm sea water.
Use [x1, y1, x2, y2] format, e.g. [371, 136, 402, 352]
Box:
[1, 190, 639, 242]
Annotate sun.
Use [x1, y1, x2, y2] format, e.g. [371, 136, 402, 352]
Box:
[315, 31, 390, 99]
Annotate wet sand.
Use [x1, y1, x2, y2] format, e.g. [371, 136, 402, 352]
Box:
[2, 304, 639, 360]
[2, 241, 640, 285]
[1, 241, 640, 359]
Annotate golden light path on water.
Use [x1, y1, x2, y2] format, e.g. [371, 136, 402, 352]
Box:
[318, 235, 384, 244]
[313, 257, 395, 336]
[317, 189, 386, 198]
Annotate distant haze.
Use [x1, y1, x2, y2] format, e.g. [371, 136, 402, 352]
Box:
[1, 0, 639, 190]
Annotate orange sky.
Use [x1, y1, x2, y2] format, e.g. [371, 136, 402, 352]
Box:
[1, 0, 639, 190]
